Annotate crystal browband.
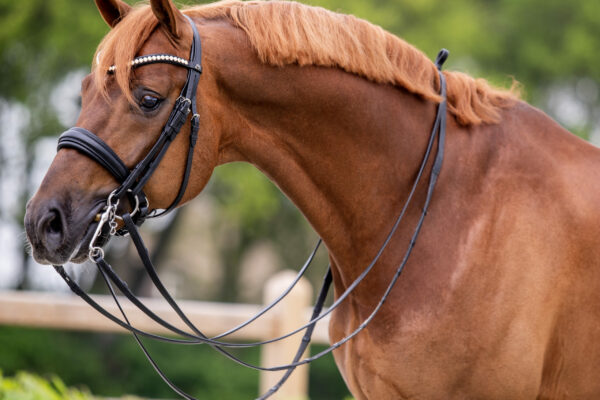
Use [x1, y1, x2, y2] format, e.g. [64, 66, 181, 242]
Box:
[107, 53, 202, 74]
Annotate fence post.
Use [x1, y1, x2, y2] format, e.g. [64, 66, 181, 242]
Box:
[260, 270, 313, 400]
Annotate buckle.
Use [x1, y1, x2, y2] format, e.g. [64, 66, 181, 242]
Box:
[89, 191, 119, 261]
[165, 97, 192, 140]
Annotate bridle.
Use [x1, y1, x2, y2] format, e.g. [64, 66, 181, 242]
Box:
[52, 14, 450, 400]
[57, 14, 203, 252]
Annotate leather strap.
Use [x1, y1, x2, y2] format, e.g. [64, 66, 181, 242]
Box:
[149, 16, 202, 217]
[58, 127, 129, 183]
[56, 15, 203, 224]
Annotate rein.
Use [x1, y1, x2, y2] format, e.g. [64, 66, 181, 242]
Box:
[52, 14, 450, 399]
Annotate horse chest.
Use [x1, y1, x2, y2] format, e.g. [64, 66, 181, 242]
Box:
[328, 286, 549, 400]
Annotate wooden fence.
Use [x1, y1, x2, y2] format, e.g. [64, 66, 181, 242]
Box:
[0, 270, 330, 400]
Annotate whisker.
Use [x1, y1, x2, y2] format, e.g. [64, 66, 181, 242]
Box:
[20, 230, 33, 256]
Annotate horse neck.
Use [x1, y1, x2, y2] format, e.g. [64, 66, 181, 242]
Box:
[212, 49, 443, 281]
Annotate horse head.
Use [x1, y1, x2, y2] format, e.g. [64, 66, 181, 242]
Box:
[24, 0, 224, 265]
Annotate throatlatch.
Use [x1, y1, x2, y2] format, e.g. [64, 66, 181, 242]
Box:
[53, 13, 450, 399]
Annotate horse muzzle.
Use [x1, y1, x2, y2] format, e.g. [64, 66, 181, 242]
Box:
[24, 197, 106, 265]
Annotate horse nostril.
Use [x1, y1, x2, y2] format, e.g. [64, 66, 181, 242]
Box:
[39, 207, 66, 251]
[47, 210, 62, 235]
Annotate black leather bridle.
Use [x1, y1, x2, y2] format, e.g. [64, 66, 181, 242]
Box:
[57, 15, 203, 248]
[52, 14, 450, 400]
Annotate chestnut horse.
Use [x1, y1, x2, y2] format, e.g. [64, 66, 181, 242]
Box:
[24, 0, 600, 398]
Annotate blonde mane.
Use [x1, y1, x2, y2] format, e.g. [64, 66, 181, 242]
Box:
[94, 0, 519, 125]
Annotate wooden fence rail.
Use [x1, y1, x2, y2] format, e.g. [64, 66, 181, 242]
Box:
[0, 270, 330, 400]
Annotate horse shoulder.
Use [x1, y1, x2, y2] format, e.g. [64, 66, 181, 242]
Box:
[494, 103, 600, 398]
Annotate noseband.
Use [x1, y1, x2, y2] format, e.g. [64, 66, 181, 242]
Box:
[57, 15, 203, 256]
[52, 15, 450, 400]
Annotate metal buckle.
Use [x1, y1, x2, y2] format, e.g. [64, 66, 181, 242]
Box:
[114, 190, 141, 221]
[177, 95, 191, 103]
[177, 97, 192, 116]
[88, 190, 120, 261]
[89, 190, 149, 258]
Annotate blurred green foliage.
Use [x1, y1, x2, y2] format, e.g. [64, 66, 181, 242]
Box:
[0, 0, 114, 99]
[209, 163, 321, 301]
[0, 326, 349, 399]
[0, 370, 94, 400]
[0, 0, 113, 147]
[214, 163, 282, 230]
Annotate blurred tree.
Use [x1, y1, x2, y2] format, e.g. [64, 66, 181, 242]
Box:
[0, 0, 116, 284]
[210, 163, 317, 301]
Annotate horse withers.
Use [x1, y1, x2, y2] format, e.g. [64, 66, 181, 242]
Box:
[24, 0, 600, 398]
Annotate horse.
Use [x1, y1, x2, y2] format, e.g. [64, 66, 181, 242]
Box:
[24, 0, 600, 398]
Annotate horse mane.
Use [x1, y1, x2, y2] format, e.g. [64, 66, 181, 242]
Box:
[94, 0, 519, 126]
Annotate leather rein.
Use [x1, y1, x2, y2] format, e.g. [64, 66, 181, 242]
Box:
[53, 15, 450, 400]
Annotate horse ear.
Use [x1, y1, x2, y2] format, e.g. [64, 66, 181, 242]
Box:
[150, 0, 186, 39]
[94, 0, 132, 28]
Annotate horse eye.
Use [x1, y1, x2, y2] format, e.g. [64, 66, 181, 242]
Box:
[140, 95, 161, 110]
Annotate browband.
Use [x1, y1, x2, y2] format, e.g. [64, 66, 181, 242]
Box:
[108, 53, 202, 74]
